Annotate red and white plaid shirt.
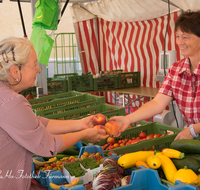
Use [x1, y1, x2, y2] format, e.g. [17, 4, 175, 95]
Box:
[158, 56, 200, 126]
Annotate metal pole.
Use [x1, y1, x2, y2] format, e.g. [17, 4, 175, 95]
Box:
[17, 0, 27, 38]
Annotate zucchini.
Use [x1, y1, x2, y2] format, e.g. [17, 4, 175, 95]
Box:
[170, 139, 200, 154]
[171, 156, 200, 174]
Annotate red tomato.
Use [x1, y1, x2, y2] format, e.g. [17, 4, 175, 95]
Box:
[107, 137, 115, 145]
[139, 131, 147, 139]
[146, 134, 154, 140]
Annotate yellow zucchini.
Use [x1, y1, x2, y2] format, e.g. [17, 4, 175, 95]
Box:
[162, 148, 184, 159]
[146, 155, 161, 169]
[156, 152, 177, 183]
[117, 151, 154, 169]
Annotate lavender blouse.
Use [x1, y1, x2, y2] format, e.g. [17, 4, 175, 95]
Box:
[0, 81, 63, 190]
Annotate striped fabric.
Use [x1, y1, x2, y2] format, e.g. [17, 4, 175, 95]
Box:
[77, 11, 182, 105]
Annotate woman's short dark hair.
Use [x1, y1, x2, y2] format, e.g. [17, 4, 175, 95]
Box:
[175, 10, 200, 37]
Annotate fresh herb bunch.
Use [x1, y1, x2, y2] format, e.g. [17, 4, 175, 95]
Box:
[80, 158, 100, 170]
[64, 160, 86, 177]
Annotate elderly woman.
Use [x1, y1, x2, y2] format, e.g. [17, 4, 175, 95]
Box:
[110, 10, 200, 140]
[0, 37, 108, 190]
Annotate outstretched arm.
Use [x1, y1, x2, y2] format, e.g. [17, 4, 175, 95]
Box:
[110, 93, 173, 132]
[46, 115, 94, 135]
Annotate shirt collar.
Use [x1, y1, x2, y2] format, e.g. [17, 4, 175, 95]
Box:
[178, 57, 200, 77]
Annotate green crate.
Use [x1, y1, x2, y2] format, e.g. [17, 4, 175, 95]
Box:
[93, 76, 118, 90]
[53, 73, 78, 79]
[45, 103, 126, 120]
[93, 122, 182, 155]
[47, 78, 68, 94]
[67, 74, 93, 92]
[32, 94, 105, 116]
[117, 71, 141, 88]
[19, 86, 37, 97]
[100, 70, 123, 75]
[28, 91, 84, 105]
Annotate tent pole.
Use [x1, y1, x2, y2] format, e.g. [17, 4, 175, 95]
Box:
[17, 0, 27, 38]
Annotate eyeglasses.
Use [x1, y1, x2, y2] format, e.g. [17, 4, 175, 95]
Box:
[19, 64, 41, 74]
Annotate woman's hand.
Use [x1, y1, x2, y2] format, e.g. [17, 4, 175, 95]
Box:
[83, 127, 109, 142]
[78, 115, 94, 130]
[109, 115, 131, 133]
[174, 127, 193, 140]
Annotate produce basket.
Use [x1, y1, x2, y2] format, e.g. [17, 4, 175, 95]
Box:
[100, 70, 123, 75]
[91, 122, 183, 155]
[117, 71, 141, 88]
[53, 73, 78, 79]
[44, 103, 126, 120]
[19, 86, 36, 97]
[28, 91, 84, 105]
[32, 94, 105, 116]
[67, 73, 93, 92]
[47, 78, 68, 94]
[93, 75, 118, 90]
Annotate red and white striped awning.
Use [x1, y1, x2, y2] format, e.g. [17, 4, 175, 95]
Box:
[70, 0, 199, 104]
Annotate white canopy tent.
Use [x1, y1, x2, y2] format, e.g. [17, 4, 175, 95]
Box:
[71, 0, 200, 23]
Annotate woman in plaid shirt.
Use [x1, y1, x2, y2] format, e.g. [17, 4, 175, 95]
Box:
[111, 10, 200, 140]
[0, 37, 108, 190]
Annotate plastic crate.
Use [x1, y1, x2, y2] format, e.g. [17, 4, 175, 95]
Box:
[53, 73, 78, 79]
[28, 91, 84, 105]
[59, 168, 198, 190]
[100, 69, 123, 75]
[44, 103, 126, 120]
[92, 122, 182, 155]
[19, 86, 36, 97]
[32, 94, 105, 116]
[68, 74, 93, 92]
[117, 71, 141, 88]
[78, 145, 104, 158]
[47, 78, 68, 94]
[93, 75, 118, 90]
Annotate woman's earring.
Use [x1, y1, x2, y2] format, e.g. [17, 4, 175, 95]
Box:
[15, 79, 18, 82]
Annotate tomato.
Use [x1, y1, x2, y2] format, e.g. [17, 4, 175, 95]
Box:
[139, 131, 147, 139]
[107, 137, 115, 145]
[113, 143, 119, 148]
[155, 134, 161, 137]
[146, 134, 154, 140]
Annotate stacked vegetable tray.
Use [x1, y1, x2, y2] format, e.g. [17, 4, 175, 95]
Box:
[29, 91, 85, 105]
[91, 122, 182, 155]
[31, 93, 105, 117]
[47, 73, 78, 94]
[44, 103, 126, 120]
[32, 143, 198, 190]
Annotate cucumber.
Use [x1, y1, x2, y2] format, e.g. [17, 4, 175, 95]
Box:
[170, 139, 200, 154]
[171, 156, 200, 174]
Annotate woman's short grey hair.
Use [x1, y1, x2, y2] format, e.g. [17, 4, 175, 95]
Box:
[0, 37, 34, 81]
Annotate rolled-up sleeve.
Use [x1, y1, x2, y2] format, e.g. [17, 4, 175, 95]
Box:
[158, 72, 174, 98]
[0, 95, 63, 157]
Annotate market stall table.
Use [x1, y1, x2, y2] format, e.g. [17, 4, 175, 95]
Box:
[112, 86, 159, 117]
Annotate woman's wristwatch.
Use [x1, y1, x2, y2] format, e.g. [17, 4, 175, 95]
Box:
[189, 124, 199, 138]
